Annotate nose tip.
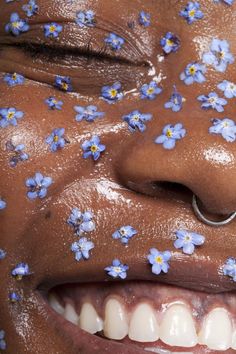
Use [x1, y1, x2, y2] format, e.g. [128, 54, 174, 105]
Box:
[118, 134, 236, 216]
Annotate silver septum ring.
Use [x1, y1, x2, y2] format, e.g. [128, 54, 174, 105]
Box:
[192, 195, 236, 227]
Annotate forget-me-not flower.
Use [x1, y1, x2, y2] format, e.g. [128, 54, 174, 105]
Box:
[180, 62, 206, 85]
[160, 32, 180, 54]
[46, 128, 68, 152]
[197, 92, 227, 112]
[5, 12, 29, 36]
[112, 225, 138, 245]
[0, 249, 6, 260]
[0, 107, 24, 128]
[44, 22, 63, 38]
[223, 258, 236, 282]
[164, 86, 184, 112]
[0, 330, 6, 351]
[4, 72, 25, 86]
[209, 118, 236, 142]
[214, 0, 234, 4]
[67, 208, 95, 236]
[76, 10, 95, 27]
[26, 172, 53, 199]
[81, 135, 106, 161]
[140, 81, 162, 100]
[147, 248, 171, 275]
[9, 292, 21, 302]
[203, 38, 234, 72]
[11, 263, 31, 280]
[179, 2, 204, 24]
[105, 33, 125, 51]
[74, 105, 104, 122]
[71, 237, 94, 262]
[139, 11, 151, 26]
[6, 141, 29, 167]
[217, 80, 236, 98]
[45, 97, 63, 110]
[0, 199, 7, 210]
[155, 123, 186, 150]
[105, 259, 129, 279]
[55, 75, 72, 92]
[22, 0, 39, 17]
[123, 110, 152, 133]
[101, 82, 123, 104]
[174, 230, 205, 255]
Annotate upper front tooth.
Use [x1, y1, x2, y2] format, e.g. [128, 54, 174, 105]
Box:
[198, 307, 232, 351]
[79, 303, 103, 334]
[232, 329, 236, 349]
[160, 304, 197, 348]
[129, 303, 159, 342]
[104, 298, 128, 340]
[64, 303, 79, 325]
[48, 293, 65, 315]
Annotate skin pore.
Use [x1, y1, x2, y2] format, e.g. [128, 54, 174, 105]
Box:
[0, 0, 236, 353]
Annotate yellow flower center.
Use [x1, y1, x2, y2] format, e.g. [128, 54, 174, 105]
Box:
[224, 122, 229, 127]
[49, 25, 56, 33]
[185, 234, 191, 242]
[7, 112, 14, 120]
[189, 66, 196, 75]
[62, 83, 68, 91]
[53, 136, 59, 142]
[12, 73, 17, 81]
[166, 129, 173, 138]
[12, 21, 20, 28]
[155, 256, 163, 264]
[166, 39, 174, 47]
[90, 144, 98, 153]
[189, 9, 195, 17]
[113, 266, 121, 273]
[110, 89, 117, 98]
[147, 87, 154, 95]
[219, 51, 225, 59]
[133, 115, 140, 121]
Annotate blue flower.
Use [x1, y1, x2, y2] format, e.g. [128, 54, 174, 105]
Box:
[139, 11, 151, 27]
[0, 249, 6, 260]
[46, 128, 68, 152]
[0, 198, 6, 210]
[44, 22, 63, 38]
[101, 82, 123, 104]
[174, 230, 205, 255]
[25, 172, 53, 199]
[74, 105, 104, 122]
[217, 80, 236, 98]
[105, 33, 125, 51]
[71, 237, 94, 261]
[160, 32, 180, 54]
[209, 118, 236, 142]
[81, 135, 106, 161]
[180, 62, 206, 85]
[22, 0, 39, 17]
[203, 39, 234, 72]
[11, 263, 31, 280]
[0, 330, 6, 351]
[104, 259, 129, 279]
[147, 248, 171, 275]
[6, 141, 29, 167]
[123, 110, 152, 133]
[155, 123, 186, 150]
[179, 2, 204, 24]
[75, 10, 95, 27]
[5, 12, 29, 36]
[197, 92, 227, 112]
[214, 0, 234, 4]
[0, 107, 24, 128]
[9, 292, 21, 302]
[55, 75, 72, 92]
[45, 97, 63, 110]
[112, 225, 138, 245]
[3, 72, 25, 86]
[140, 81, 162, 100]
[164, 86, 184, 112]
[223, 258, 236, 282]
[67, 208, 95, 236]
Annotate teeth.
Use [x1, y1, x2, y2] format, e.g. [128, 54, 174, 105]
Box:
[159, 304, 197, 348]
[232, 329, 236, 350]
[129, 303, 159, 342]
[48, 293, 65, 315]
[198, 307, 232, 350]
[79, 303, 103, 334]
[64, 303, 79, 325]
[104, 298, 128, 340]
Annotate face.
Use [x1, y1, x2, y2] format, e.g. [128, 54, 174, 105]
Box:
[0, 0, 236, 353]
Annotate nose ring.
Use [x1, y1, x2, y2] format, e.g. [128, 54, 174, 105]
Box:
[192, 195, 236, 227]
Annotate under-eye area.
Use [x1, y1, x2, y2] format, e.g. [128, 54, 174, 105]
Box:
[44, 281, 236, 353]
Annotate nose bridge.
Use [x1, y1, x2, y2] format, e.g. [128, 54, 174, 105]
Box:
[118, 112, 236, 216]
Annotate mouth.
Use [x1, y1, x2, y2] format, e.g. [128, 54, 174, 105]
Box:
[39, 280, 236, 354]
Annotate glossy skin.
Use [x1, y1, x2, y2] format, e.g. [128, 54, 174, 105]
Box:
[0, 0, 236, 353]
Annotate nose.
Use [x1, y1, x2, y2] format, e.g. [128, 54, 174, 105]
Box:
[117, 122, 236, 216]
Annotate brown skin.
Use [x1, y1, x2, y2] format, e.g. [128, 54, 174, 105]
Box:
[0, 0, 236, 353]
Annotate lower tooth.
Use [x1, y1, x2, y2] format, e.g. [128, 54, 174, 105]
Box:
[198, 307, 232, 351]
[79, 303, 103, 334]
[48, 293, 65, 315]
[159, 304, 197, 348]
[129, 303, 159, 342]
[64, 303, 79, 325]
[104, 298, 128, 340]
